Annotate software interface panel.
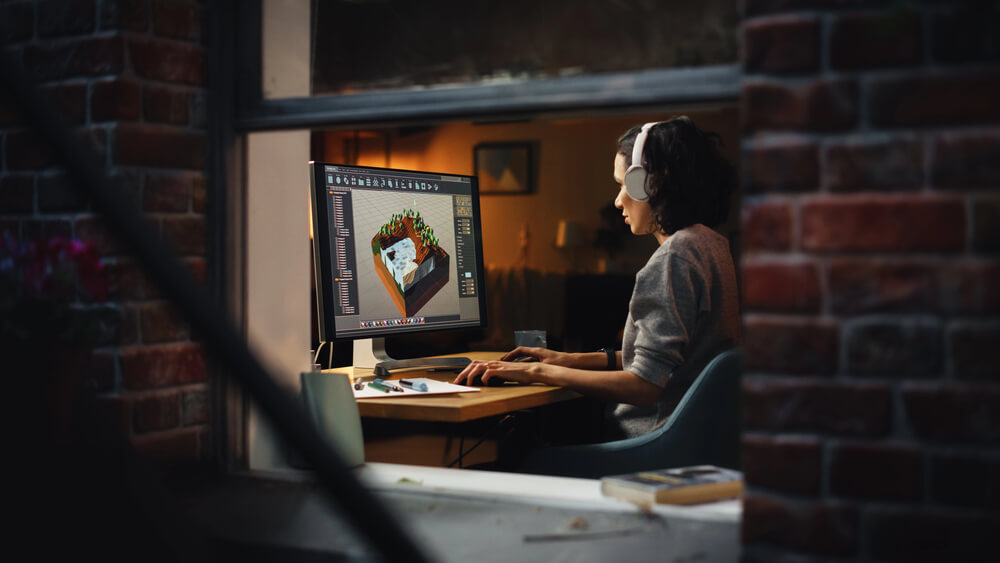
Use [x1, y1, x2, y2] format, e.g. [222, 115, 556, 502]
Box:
[318, 165, 482, 338]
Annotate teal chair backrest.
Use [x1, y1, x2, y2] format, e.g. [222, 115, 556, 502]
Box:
[517, 347, 743, 479]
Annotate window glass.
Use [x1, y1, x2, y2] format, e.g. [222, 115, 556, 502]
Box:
[311, 0, 738, 95]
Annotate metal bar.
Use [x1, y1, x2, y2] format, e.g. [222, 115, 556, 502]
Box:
[0, 51, 434, 563]
[235, 64, 741, 132]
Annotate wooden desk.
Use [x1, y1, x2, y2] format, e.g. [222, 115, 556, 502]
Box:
[327, 352, 580, 423]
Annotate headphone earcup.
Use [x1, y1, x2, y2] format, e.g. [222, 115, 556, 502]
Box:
[623, 164, 649, 202]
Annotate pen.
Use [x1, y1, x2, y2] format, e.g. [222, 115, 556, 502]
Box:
[373, 378, 404, 392]
[367, 381, 391, 393]
[399, 379, 428, 392]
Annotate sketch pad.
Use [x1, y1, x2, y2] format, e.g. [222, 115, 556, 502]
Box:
[353, 377, 480, 399]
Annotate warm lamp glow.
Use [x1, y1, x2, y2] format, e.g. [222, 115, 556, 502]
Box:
[555, 220, 584, 249]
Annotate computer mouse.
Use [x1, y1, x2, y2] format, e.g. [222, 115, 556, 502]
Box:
[470, 373, 507, 386]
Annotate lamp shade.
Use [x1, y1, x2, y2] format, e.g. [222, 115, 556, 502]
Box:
[555, 220, 584, 248]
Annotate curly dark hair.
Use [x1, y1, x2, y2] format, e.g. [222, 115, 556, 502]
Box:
[617, 116, 735, 235]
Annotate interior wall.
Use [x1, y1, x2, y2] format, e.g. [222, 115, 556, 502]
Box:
[322, 107, 740, 275]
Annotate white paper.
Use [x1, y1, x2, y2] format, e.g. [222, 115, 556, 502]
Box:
[352, 377, 480, 399]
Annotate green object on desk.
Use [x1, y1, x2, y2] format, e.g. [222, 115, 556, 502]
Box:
[368, 381, 391, 393]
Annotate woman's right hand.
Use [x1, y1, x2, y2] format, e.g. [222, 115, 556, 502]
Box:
[500, 346, 573, 367]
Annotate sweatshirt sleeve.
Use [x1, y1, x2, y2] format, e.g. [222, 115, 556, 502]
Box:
[627, 251, 704, 388]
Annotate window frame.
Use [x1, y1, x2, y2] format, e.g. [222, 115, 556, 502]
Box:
[211, 0, 740, 471]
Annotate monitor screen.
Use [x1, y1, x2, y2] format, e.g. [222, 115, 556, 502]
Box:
[309, 162, 487, 342]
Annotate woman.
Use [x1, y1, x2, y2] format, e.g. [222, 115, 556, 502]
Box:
[454, 116, 741, 438]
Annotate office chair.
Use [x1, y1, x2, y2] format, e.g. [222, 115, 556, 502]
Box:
[516, 347, 743, 479]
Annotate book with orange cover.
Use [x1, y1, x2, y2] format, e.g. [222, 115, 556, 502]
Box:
[600, 465, 743, 507]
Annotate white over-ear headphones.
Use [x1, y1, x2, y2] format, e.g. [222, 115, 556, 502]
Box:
[623, 122, 660, 202]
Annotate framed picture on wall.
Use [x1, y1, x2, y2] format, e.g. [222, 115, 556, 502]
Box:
[474, 142, 535, 194]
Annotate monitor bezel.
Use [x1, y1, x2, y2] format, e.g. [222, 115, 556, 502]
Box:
[309, 161, 488, 342]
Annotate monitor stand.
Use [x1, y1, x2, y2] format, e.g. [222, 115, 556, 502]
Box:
[353, 337, 472, 377]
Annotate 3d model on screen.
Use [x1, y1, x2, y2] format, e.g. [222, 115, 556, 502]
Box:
[371, 209, 450, 317]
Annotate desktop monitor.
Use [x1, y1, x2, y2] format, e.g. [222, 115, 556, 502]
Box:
[309, 161, 487, 375]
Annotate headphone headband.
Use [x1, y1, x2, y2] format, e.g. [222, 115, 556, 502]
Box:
[624, 122, 660, 202]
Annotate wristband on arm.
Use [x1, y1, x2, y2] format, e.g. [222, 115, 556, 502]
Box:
[599, 347, 616, 370]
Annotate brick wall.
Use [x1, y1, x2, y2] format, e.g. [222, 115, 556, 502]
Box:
[740, 0, 1000, 560]
[1, 0, 210, 466]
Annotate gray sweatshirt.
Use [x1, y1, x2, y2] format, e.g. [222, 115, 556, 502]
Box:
[613, 223, 741, 438]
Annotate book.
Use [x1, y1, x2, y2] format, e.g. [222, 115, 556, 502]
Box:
[600, 465, 743, 507]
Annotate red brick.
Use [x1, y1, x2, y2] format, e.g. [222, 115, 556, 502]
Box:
[75, 215, 125, 256]
[844, 319, 942, 377]
[742, 200, 793, 252]
[105, 259, 152, 300]
[903, 383, 1000, 442]
[742, 16, 819, 73]
[0, 3, 35, 43]
[80, 304, 126, 346]
[80, 126, 108, 163]
[931, 9, 1000, 64]
[742, 260, 821, 313]
[932, 131, 1000, 190]
[91, 78, 141, 122]
[941, 260, 1000, 315]
[868, 71, 1000, 127]
[829, 10, 922, 69]
[113, 124, 205, 169]
[133, 390, 180, 433]
[40, 83, 87, 124]
[742, 495, 859, 556]
[742, 434, 821, 494]
[184, 256, 206, 286]
[140, 300, 188, 343]
[761, 378, 896, 436]
[144, 85, 191, 125]
[0, 174, 34, 213]
[181, 387, 209, 426]
[823, 135, 923, 191]
[99, 0, 149, 32]
[37, 173, 86, 212]
[742, 79, 859, 133]
[23, 218, 72, 241]
[23, 36, 125, 81]
[801, 195, 966, 252]
[128, 36, 204, 85]
[744, 378, 891, 435]
[162, 215, 204, 255]
[930, 452, 1000, 508]
[145, 171, 195, 212]
[105, 169, 143, 210]
[949, 323, 1000, 382]
[830, 441, 923, 500]
[868, 508, 1000, 562]
[153, 0, 200, 40]
[830, 259, 936, 314]
[119, 303, 139, 345]
[973, 197, 1000, 252]
[131, 427, 202, 466]
[119, 343, 206, 389]
[5, 128, 54, 170]
[37, 0, 96, 38]
[191, 172, 206, 213]
[743, 139, 818, 193]
[744, 317, 838, 374]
